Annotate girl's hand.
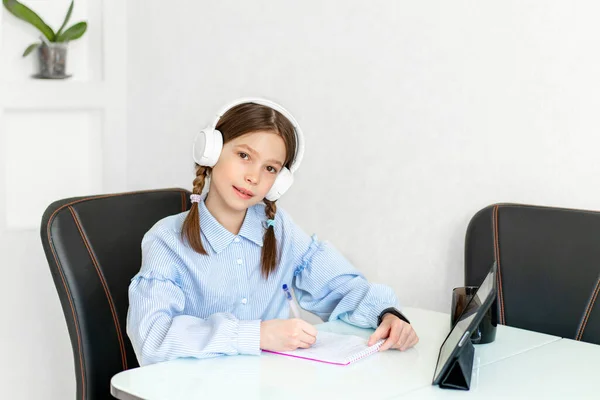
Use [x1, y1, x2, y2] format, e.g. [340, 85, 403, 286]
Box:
[260, 319, 318, 352]
[368, 314, 419, 351]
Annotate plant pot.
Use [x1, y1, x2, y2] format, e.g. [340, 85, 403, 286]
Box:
[35, 42, 70, 79]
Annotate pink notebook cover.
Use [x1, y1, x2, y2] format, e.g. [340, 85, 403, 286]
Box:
[262, 331, 384, 366]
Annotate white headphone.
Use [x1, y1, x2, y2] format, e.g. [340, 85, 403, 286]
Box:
[192, 97, 305, 201]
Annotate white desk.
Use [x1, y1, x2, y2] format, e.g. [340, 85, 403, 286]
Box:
[111, 307, 561, 400]
[401, 338, 600, 399]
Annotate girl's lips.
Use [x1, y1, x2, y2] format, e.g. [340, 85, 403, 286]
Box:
[233, 186, 253, 199]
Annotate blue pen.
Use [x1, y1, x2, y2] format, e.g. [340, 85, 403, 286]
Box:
[282, 284, 301, 319]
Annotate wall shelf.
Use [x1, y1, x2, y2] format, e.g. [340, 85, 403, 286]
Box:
[1, 81, 109, 110]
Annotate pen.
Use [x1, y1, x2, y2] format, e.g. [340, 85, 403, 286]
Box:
[282, 284, 301, 319]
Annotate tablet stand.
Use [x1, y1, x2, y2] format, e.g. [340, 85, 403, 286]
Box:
[438, 339, 474, 390]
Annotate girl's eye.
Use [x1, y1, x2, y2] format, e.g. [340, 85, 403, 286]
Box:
[266, 166, 278, 174]
[238, 152, 249, 160]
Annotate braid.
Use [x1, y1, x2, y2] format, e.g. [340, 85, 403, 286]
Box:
[264, 199, 277, 221]
[181, 165, 210, 254]
[261, 199, 278, 278]
[192, 165, 209, 194]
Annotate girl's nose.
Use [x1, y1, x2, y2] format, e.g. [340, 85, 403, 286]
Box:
[245, 173, 258, 184]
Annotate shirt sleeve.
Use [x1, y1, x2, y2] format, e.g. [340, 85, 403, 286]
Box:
[282, 210, 403, 329]
[126, 229, 261, 366]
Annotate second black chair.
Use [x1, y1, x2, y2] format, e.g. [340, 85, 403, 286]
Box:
[464, 203, 600, 345]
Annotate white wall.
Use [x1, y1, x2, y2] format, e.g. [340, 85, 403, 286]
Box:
[127, 0, 600, 316]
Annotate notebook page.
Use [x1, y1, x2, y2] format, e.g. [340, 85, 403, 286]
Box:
[265, 331, 384, 365]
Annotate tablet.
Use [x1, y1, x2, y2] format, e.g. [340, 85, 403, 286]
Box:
[432, 262, 498, 385]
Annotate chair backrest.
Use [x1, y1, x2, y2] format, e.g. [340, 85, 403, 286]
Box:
[40, 188, 191, 400]
[465, 203, 600, 345]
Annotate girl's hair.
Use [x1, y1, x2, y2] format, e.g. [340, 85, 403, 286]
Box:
[181, 103, 298, 278]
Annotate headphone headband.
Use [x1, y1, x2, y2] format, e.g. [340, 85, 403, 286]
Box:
[209, 97, 305, 173]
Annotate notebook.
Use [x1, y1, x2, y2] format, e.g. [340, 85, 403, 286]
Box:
[263, 331, 385, 366]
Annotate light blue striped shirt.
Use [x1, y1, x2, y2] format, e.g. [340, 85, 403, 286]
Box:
[127, 196, 401, 366]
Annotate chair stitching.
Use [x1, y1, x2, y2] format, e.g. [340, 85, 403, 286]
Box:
[45, 189, 188, 227]
[46, 218, 86, 400]
[493, 205, 506, 324]
[181, 191, 186, 212]
[576, 276, 600, 341]
[68, 206, 128, 370]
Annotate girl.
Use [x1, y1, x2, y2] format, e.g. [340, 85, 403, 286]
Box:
[127, 98, 419, 366]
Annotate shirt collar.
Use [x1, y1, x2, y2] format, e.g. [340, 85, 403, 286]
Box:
[198, 196, 264, 253]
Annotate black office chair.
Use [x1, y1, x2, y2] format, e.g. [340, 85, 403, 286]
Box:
[464, 203, 600, 345]
[40, 188, 191, 400]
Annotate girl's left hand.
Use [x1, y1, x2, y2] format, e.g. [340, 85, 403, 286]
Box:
[367, 314, 419, 351]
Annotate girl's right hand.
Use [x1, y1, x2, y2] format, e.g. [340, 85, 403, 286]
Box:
[259, 319, 318, 352]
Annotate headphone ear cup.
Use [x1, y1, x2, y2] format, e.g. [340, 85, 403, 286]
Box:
[193, 128, 223, 167]
[265, 167, 294, 201]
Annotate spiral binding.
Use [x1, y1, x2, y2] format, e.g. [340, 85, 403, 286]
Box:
[346, 339, 385, 364]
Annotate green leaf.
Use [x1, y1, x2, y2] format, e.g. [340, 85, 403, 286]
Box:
[55, 0, 74, 38]
[56, 21, 87, 42]
[22, 42, 39, 57]
[2, 0, 55, 41]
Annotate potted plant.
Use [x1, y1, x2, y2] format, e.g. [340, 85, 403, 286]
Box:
[2, 0, 87, 79]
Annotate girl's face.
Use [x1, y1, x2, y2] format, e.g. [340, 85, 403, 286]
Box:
[209, 130, 287, 213]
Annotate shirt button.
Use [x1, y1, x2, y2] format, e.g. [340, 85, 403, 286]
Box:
[234, 237, 240, 243]
[236, 258, 243, 265]
[241, 298, 248, 304]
